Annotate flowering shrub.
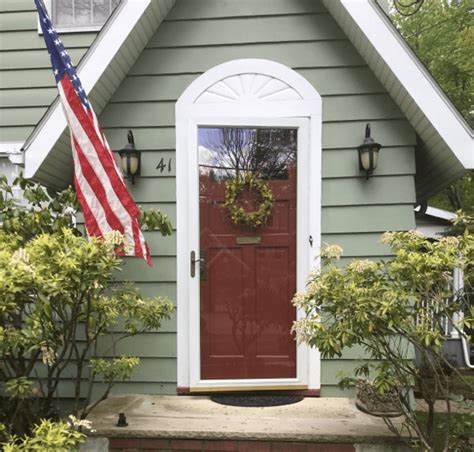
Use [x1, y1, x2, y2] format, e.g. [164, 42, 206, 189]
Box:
[293, 217, 473, 450]
[0, 176, 175, 437]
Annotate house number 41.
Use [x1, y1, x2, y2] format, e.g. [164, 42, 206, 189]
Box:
[156, 157, 172, 174]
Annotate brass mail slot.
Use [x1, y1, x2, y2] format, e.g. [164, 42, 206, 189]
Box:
[236, 236, 261, 245]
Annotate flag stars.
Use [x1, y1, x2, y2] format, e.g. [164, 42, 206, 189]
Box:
[47, 28, 54, 34]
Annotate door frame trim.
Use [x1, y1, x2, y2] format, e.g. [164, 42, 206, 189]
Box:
[176, 59, 322, 391]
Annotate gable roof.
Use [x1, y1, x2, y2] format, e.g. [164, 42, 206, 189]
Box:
[322, 0, 473, 202]
[22, 0, 175, 190]
[22, 0, 473, 198]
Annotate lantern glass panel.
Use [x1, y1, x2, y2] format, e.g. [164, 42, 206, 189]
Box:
[128, 155, 139, 175]
[360, 149, 372, 171]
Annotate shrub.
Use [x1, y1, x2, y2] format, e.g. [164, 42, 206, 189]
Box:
[0, 175, 175, 436]
[293, 215, 473, 450]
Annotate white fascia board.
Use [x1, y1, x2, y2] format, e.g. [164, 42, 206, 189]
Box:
[332, 0, 473, 169]
[425, 206, 456, 222]
[24, 0, 152, 179]
[414, 205, 456, 221]
[0, 142, 24, 155]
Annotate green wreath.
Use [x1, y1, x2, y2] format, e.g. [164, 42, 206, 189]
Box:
[224, 173, 274, 228]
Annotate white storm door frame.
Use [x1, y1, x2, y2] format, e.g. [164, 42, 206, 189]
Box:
[186, 117, 315, 391]
[176, 59, 322, 393]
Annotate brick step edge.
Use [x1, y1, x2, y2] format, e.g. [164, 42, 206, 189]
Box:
[107, 438, 356, 452]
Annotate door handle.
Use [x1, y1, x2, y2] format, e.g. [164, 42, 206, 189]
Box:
[190, 250, 206, 278]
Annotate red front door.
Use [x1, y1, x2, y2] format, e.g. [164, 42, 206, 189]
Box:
[198, 127, 297, 380]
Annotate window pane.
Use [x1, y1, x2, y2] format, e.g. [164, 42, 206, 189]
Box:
[53, 0, 120, 27]
[54, 0, 74, 26]
[92, 0, 111, 24]
[198, 127, 297, 182]
[74, 0, 92, 26]
[198, 127, 298, 380]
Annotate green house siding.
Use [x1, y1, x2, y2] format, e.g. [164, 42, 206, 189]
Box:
[0, 1, 97, 142]
[96, 0, 417, 397]
[0, 0, 418, 397]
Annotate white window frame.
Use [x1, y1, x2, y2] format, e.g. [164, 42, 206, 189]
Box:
[39, 0, 120, 33]
[176, 59, 322, 392]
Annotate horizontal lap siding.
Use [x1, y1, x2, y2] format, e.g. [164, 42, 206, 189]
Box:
[3, 0, 417, 398]
[0, 4, 97, 142]
[98, 0, 417, 397]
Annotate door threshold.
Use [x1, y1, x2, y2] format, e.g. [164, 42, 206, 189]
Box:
[188, 384, 308, 393]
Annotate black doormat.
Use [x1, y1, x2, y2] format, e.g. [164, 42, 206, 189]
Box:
[211, 394, 304, 407]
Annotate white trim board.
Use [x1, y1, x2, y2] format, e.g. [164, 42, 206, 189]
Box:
[176, 59, 322, 391]
[0, 142, 24, 155]
[414, 205, 456, 222]
[322, 0, 473, 170]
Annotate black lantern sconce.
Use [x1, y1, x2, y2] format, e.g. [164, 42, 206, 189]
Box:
[358, 123, 382, 179]
[116, 130, 141, 184]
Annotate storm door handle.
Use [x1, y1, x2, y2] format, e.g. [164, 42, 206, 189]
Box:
[190, 250, 207, 279]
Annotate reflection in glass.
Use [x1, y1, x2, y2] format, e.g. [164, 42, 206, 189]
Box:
[199, 127, 298, 380]
[199, 127, 297, 182]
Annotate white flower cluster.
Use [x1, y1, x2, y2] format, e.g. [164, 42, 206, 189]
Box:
[104, 230, 125, 246]
[41, 346, 57, 367]
[292, 319, 320, 344]
[440, 236, 460, 247]
[348, 259, 377, 273]
[321, 244, 343, 260]
[380, 231, 396, 245]
[11, 248, 34, 273]
[291, 292, 306, 308]
[67, 415, 96, 433]
[306, 279, 326, 294]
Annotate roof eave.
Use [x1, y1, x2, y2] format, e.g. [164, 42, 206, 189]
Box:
[23, 0, 175, 188]
[322, 0, 473, 188]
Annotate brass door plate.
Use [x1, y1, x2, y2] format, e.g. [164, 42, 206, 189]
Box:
[236, 236, 261, 245]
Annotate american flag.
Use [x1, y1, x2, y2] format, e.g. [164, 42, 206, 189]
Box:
[35, 0, 151, 265]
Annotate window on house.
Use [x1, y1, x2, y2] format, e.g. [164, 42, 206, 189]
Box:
[52, 0, 121, 29]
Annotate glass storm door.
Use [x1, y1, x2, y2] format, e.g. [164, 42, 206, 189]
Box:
[198, 127, 297, 380]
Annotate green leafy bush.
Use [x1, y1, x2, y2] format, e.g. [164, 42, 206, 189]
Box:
[0, 175, 175, 437]
[2, 419, 86, 451]
[293, 215, 473, 450]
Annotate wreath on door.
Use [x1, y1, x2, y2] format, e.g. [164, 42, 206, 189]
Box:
[224, 172, 274, 228]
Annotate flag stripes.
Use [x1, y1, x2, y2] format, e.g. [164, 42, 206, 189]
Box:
[35, 0, 151, 265]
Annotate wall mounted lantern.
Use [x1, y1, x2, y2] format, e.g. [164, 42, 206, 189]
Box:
[358, 123, 382, 179]
[117, 130, 141, 184]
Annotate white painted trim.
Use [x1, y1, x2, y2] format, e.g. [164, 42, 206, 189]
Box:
[0, 142, 24, 155]
[176, 59, 322, 391]
[323, 0, 473, 169]
[25, 0, 151, 179]
[414, 205, 456, 222]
